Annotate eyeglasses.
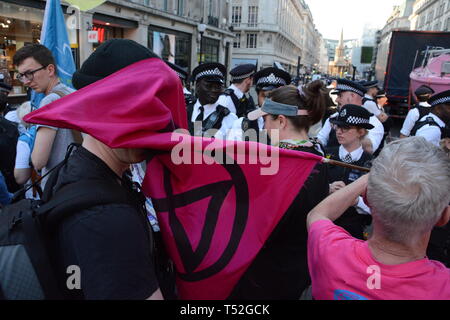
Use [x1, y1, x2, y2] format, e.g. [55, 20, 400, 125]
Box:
[16, 66, 47, 83]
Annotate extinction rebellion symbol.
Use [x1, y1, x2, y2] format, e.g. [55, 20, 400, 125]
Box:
[152, 156, 249, 282]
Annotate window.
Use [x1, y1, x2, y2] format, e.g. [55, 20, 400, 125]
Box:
[232, 6, 242, 26]
[248, 6, 258, 27]
[200, 37, 220, 63]
[247, 33, 257, 48]
[208, 0, 217, 17]
[177, 0, 184, 16]
[233, 33, 241, 48]
[445, 17, 450, 31]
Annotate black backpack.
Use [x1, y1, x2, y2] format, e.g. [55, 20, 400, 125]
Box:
[0, 150, 131, 299]
[0, 117, 19, 193]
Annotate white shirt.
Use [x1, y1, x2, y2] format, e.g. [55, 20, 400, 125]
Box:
[363, 95, 381, 117]
[191, 99, 238, 140]
[400, 102, 431, 137]
[15, 140, 37, 199]
[415, 113, 446, 147]
[217, 84, 244, 115]
[339, 145, 364, 162]
[316, 112, 338, 146]
[338, 145, 371, 215]
[183, 87, 191, 95]
[227, 116, 264, 141]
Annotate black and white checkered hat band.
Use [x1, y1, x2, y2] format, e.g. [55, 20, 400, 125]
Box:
[430, 96, 450, 107]
[257, 73, 286, 86]
[195, 68, 224, 81]
[347, 116, 370, 126]
[336, 84, 364, 96]
[231, 71, 255, 81]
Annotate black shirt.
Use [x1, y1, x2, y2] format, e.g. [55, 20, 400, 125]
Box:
[47, 146, 158, 300]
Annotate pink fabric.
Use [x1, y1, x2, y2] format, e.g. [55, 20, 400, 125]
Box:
[24, 59, 322, 300]
[308, 220, 450, 300]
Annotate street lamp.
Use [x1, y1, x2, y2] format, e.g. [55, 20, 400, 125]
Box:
[198, 23, 206, 64]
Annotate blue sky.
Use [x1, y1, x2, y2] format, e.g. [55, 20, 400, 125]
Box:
[305, 0, 405, 40]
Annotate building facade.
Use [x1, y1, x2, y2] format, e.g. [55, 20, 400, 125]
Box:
[230, 0, 321, 75]
[0, 0, 234, 98]
[410, 0, 450, 32]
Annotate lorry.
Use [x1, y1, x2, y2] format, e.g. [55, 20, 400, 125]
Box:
[375, 30, 450, 117]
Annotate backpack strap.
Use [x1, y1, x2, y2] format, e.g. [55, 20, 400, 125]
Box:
[224, 88, 241, 112]
[411, 116, 440, 136]
[202, 105, 230, 133]
[51, 90, 83, 144]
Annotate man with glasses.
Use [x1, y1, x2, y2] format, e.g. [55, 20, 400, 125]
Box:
[316, 78, 384, 155]
[13, 44, 75, 187]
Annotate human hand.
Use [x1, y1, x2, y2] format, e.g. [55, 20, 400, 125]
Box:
[330, 181, 346, 194]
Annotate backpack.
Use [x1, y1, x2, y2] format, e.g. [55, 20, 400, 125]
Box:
[0, 147, 132, 299]
[0, 117, 19, 193]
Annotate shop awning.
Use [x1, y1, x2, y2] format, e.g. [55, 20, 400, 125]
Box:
[93, 13, 138, 29]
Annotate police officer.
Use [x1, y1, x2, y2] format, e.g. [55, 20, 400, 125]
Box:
[227, 67, 291, 141]
[218, 64, 256, 118]
[316, 78, 384, 154]
[187, 63, 238, 139]
[413, 89, 450, 147]
[165, 61, 195, 107]
[325, 104, 373, 239]
[400, 85, 435, 138]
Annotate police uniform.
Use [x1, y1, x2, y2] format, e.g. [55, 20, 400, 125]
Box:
[165, 61, 195, 107]
[227, 68, 290, 141]
[317, 78, 384, 153]
[188, 63, 237, 139]
[415, 89, 450, 146]
[325, 105, 374, 239]
[400, 85, 435, 137]
[361, 81, 381, 117]
[218, 64, 256, 118]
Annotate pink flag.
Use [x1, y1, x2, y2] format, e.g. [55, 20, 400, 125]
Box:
[25, 58, 322, 300]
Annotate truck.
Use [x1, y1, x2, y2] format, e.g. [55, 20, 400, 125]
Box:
[375, 30, 450, 117]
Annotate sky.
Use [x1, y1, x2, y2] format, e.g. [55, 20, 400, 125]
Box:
[305, 0, 405, 40]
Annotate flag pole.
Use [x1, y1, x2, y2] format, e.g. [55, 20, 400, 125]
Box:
[321, 157, 370, 173]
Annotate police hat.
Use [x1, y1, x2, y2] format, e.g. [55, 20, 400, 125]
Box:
[192, 63, 226, 83]
[360, 80, 379, 89]
[331, 78, 367, 97]
[428, 89, 450, 107]
[165, 61, 189, 81]
[330, 104, 374, 129]
[230, 64, 256, 82]
[253, 67, 291, 91]
[414, 85, 435, 97]
[375, 90, 386, 99]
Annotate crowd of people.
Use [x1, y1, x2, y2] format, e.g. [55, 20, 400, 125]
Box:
[0, 38, 449, 300]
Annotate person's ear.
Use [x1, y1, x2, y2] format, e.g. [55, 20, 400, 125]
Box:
[435, 206, 450, 227]
[278, 115, 287, 129]
[47, 64, 57, 77]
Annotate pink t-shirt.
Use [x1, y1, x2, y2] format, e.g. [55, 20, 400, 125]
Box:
[308, 220, 450, 300]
